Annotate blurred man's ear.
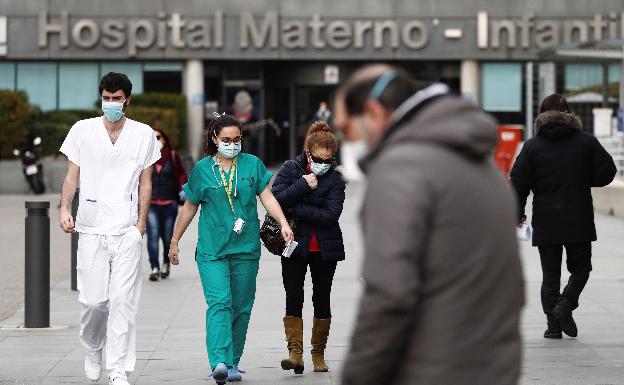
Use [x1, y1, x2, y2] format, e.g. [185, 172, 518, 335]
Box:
[364, 100, 392, 135]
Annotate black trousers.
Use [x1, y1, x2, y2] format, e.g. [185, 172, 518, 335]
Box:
[281, 252, 337, 319]
[538, 243, 592, 314]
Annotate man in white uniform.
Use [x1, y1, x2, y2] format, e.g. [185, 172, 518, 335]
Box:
[59, 72, 161, 385]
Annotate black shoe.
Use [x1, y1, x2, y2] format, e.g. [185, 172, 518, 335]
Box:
[544, 314, 563, 340]
[160, 263, 170, 279]
[553, 304, 578, 337]
[544, 314, 562, 339]
[544, 329, 563, 339]
[149, 267, 160, 281]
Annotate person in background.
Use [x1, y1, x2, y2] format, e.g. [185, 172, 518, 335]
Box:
[167, 114, 294, 385]
[147, 127, 188, 281]
[510, 94, 616, 339]
[335, 64, 524, 385]
[271, 121, 346, 375]
[314, 101, 332, 124]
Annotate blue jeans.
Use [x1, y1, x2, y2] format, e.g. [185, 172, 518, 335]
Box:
[147, 202, 178, 270]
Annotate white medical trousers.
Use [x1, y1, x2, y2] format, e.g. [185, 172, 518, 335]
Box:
[77, 227, 143, 374]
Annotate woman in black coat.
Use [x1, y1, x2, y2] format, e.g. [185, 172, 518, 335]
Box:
[271, 121, 346, 375]
[511, 94, 616, 339]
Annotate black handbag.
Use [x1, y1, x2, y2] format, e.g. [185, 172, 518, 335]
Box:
[260, 214, 297, 256]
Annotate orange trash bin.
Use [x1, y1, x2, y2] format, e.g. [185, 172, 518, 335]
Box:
[494, 125, 523, 178]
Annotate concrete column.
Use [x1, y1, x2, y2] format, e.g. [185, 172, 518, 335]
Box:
[184, 59, 205, 160]
[460, 60, 480, 104]
[526, 62, 534, 139]
[538, 62, 556, 102]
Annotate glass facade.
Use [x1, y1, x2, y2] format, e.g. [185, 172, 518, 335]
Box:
[609, 63, 621, 100]
[16, 63, 58, 111]
[59, 63, 99, 109]
[0, 61, 181, 111]
[0, 62, 15, 90]
[565, 63, 603, 94]
[481, 63, 522, 112]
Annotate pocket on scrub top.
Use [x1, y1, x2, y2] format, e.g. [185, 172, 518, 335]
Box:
[102, 160, 142, 202]
[99, 201, 136, 228]
[76, 199, 100, 227]
[197, 225, 226, 261]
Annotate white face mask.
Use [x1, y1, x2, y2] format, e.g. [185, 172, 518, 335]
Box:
[218, 140, 241, 159]
[310, 161, 331, 176]
[102, 100, 125, 122]
[339, 140, 368, 181]
[157, 140, 164, 150]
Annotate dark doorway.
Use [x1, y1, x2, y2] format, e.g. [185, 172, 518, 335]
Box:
[264, 86, 291, 166]
[143, 71, 182, 93]
[295, 86, 337, 151]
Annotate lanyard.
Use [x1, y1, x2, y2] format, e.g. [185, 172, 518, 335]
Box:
[216, 156, 237, 217]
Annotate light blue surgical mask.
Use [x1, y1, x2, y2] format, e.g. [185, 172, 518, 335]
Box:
[218, 140, 241, 159]
[102, 100, 125, 123]
[310, 161, 331, 176]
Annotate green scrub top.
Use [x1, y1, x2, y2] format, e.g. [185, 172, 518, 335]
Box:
[183, 153, 272, 261]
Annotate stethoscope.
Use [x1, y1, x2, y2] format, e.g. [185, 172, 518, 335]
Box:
[211, 160, 239, 198]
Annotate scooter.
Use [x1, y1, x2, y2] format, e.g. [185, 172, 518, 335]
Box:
[13, 137, 46, 195]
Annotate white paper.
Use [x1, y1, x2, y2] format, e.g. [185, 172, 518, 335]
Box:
[282, 240, 299, 258]
[516, 223, 532, 241]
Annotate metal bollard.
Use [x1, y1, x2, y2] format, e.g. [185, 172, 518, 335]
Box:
[25, 201, 50, 328]
[71, 190, 79, 291]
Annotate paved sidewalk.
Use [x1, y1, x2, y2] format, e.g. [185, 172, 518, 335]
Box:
[0, 194, 70, 321]
[2, 183, 624, 384]
[0, 183, 367, 385]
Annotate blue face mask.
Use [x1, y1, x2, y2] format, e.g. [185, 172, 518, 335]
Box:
[310, 161, 331, 176]
[102, 100, 125, 123]
[218, 141, 241, 159]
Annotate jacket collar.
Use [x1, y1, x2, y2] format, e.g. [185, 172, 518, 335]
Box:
[534, 110, 582, 135]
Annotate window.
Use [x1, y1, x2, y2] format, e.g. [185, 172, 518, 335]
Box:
[100, 63, 143, 94]
[143, 62, 183, 94]
[565, 64, 603, 95]
[59, 63, 99, 109]
[609, 64, 621, 100]
[482, 63, 522, 112]
[0, 62, 15, 90]
[17, 63, 57, 111]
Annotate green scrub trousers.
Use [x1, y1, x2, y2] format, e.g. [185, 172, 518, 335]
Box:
[197, 256, 259, 368]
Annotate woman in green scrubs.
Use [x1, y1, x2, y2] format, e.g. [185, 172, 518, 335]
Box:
[168, 114, 293, 385]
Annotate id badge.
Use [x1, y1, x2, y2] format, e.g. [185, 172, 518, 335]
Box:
[233, 218, 246, 235]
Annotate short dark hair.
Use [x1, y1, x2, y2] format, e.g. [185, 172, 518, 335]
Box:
[99, 72, 133, 97]
[343, 66, 424, 115]
[539, 94, 571, 114]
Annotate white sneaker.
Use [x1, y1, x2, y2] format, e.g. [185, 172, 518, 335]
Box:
[84, 350, 102, 381]
[109, 372, 130, 385]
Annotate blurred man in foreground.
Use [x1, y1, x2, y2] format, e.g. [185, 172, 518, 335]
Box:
[335, 64, 525, 385]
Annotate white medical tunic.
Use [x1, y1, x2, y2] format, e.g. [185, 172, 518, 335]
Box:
[60, 117, 161, 235]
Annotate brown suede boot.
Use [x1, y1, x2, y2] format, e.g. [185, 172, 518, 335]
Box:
[311, 317, 331, 372]
[280, 316, 304, 374]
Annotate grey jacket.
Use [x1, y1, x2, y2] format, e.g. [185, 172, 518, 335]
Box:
[342, 95, 525, 385]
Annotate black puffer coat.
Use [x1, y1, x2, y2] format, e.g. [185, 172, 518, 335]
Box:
[271, 153, 346, 261]
[510, 110, 617, 246]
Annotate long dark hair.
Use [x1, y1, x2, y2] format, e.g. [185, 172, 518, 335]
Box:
[154, 128, 172, 150]
[203, 114, 242, 156]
